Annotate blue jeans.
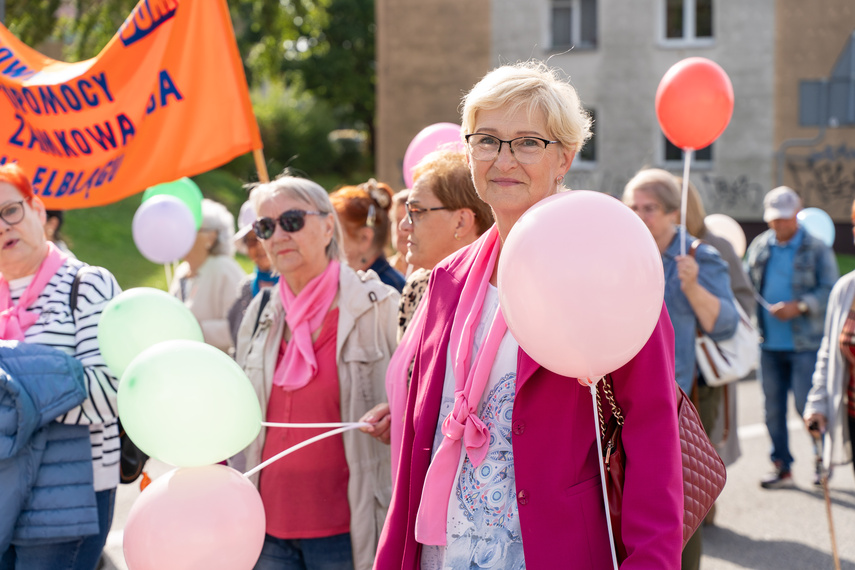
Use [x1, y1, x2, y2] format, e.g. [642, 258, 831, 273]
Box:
[0, 487, 116, 570]
[759, 349, 817, 471]
[253, 533, 353, 570]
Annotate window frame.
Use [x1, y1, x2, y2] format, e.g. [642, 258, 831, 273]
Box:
[550, 0, 598, 51]
[659, 0, 714, 48]
[661, 134, 714, 170]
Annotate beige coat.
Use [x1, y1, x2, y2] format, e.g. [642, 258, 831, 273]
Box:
[234, 265, 398, 570]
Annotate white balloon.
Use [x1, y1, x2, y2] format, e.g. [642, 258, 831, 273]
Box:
[132, 195, 197, 264]
[705, 214, 747, 258]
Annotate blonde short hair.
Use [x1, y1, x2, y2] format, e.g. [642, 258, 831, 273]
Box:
[461, 60, 593, 154]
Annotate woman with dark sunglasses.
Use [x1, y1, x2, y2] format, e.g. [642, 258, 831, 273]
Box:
[330, 179, 406, 293]
[232, 174, 399, 570]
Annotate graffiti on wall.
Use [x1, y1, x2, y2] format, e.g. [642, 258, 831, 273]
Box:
[786, 144, 855, 221]
[699, 174, 766, 216]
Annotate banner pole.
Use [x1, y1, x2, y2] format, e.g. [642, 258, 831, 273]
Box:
[253, 148, 270, 183]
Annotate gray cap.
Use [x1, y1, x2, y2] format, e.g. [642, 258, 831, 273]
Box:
[763, 186, 801, 222]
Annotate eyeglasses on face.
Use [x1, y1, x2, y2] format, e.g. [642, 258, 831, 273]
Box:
[405, 201, 447, 225]
[252, 209, 327, 240]
[628, 203, 664, 216]
[464, 133, 559, 164]
[0, 201, 25, 226]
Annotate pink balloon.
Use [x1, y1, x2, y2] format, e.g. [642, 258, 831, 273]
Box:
[124, 465, 265, 570]
[132, 194, 197, 264]
[402, 123, 464, 187]
[498, 191, 665, 379]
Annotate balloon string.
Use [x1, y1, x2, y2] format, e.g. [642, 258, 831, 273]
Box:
[679, 148, 694, 257]
[163, 262, 173, 288]
[261, 421, 361, 429]
[753, 291, 774, 312]
[243, 422, 370, 479]
[590, 383, 620, 570]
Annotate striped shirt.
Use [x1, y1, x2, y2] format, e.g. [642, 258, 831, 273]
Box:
[9, 258, 122, 491]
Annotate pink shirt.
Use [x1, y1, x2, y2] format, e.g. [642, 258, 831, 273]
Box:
[259, 308, 351, 539]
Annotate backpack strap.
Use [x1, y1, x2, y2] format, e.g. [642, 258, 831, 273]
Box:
[252, 287, 272, 336]
[69, 265, 96, 321]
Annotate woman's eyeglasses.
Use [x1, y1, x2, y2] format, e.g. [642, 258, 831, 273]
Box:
[405, 202, 447, 224]
[0, 201, 25, 226]
[252, 209, 327, 240]
[464, 133, 559, 164]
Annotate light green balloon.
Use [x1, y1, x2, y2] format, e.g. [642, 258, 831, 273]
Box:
[97, 288, 204, 378]
[142, 177, 204, 230]
[118, 339, 262, 467]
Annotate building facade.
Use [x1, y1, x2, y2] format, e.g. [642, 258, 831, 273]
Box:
[376, 0, 855, 238]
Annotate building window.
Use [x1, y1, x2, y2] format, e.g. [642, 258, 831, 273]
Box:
[664, 0, 713, 41]
[578, 109, 596, 162]
[664, 136, 712, 164]
[552, 0, 597, 50]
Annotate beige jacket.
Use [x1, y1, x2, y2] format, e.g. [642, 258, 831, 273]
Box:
[169, 255, 246, 353]
[234, 265, 398, 570]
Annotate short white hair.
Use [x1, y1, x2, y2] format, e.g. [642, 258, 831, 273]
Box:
[201, 198, 236, 256]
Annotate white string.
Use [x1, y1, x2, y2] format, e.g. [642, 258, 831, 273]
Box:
[243, 422, 370, 479]
[163, 262, 173, 287]
[679, 148, 694, 257]
[261, 421, 360, 429]
[590, 382, 620, 570]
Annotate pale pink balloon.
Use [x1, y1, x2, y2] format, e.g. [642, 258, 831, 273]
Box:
[402, 123, 464, 187]
[124, 465, 265, 570]
[498, 190, 665, 380]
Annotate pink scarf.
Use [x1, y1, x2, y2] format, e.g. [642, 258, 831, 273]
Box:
[415, 227, 508, 545]
[273, 260, 340, 390]
[386, 293, 429, 486]
[0, 242, 67, 341]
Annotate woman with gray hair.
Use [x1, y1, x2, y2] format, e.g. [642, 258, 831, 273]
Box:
[232, 174, 398, 570]
[168, 197, 246, 354]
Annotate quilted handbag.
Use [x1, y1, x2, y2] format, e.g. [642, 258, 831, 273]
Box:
[597, 375, 726, 563]
[689, 240, 760, 386]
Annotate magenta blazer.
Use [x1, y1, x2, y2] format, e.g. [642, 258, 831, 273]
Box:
[374, 235, 684, 569]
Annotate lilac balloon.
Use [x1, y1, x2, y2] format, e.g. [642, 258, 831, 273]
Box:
[132, 195, 197, 264]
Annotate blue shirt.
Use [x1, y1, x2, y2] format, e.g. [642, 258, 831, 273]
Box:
[369, 256, 406, 293]
[662, 231, 739, 393]
[760, 227, 804, 350]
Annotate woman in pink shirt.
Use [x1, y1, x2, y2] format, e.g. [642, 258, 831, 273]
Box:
[233, 175, 399, 570]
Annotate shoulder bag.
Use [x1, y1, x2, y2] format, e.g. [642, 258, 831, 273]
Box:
[597, 374, 726, 564]
[690, 240, 759, 386]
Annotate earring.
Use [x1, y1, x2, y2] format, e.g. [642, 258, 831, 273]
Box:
[454, 232, 460, 240]
[556, 175, 565, 185]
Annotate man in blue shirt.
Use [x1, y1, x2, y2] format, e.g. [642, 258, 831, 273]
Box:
[745, 186, 838, 488]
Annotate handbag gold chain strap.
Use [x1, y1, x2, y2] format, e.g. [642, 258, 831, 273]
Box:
[596, 375, 625, 439]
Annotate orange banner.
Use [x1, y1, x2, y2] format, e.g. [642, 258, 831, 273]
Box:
[0, 0, 262, 209]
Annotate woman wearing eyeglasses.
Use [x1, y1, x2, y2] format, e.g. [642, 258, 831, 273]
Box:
[330, 179, 406, 293]
[233, 175, 398, 570]
[623, 168, 738, 570]
[359, 149, 493, 482]
[375, 62, 683, 570]
[0, 163, 121, 570]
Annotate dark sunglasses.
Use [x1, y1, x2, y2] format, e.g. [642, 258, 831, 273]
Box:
[252, 209, 327, 240]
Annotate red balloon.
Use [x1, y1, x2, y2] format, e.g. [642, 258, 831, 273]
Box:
[655, 57, 734, 150]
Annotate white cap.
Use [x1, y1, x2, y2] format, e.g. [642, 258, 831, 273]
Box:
[234, 201, 256, 242]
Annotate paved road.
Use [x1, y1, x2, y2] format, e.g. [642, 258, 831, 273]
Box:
[100, 376, 854, 569]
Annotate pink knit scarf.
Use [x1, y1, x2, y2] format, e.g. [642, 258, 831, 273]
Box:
[0, 242, 67, 341]
[415, 226, 508, 545]
[273, 260, 340, 390]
